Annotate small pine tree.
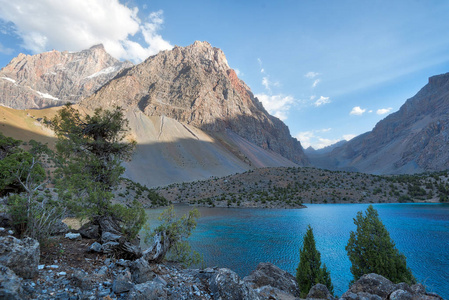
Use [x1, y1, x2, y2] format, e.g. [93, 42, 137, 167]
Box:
[296, 225, 334, 297]
[345, 205, 415, 284]
[320, 263, 334, 295]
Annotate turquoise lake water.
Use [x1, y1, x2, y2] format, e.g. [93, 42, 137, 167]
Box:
[146, 203, 449, 297]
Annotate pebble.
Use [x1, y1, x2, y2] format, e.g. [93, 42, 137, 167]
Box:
[47, 265, 59, 269]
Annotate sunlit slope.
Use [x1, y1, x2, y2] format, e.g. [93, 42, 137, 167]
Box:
[124, 110, 296, 187]
[0, 106, 297, 187]
[0, 106, 57, 144]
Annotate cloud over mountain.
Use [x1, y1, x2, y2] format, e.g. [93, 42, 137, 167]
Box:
[0, 0, 172, 62]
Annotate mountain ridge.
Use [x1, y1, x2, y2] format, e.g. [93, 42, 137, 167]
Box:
[0, 44, 132, 109]
[309, 72, 449, 174]
[81, 41, 308, 166]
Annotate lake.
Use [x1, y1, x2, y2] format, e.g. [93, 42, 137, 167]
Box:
[145, 203, 449, 297]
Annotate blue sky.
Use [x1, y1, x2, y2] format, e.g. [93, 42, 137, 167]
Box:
[1, 1, 449, 149]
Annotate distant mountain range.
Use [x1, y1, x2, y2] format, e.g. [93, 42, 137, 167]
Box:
[310, 72, 449, 174]
[0, 44, 132, 109]
[0, 42, 307, 187]
[0, 42, 448, 184]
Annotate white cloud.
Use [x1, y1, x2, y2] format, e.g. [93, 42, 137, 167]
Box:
[296, 131, 315, 148]
[350, 106, 366, 115]
[255, 93, 295, 121]
[262, 77, 271, 91]
[0, 0, 172, 62]
[312, 79, 321, 88]
[314, 96, 331, 107]
[257, 58, 265, 73]
[305, 71, 320, 78]
[296, 129, 339, 149]
[310, 95, 316, 100]
[343, 134, 356, 141]
[377, 107, 393, 115]
[234, 69, 242, 76]
[261, 76, 279, 93]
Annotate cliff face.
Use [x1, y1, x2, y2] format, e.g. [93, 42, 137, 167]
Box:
[312, 72, 449, 174]
[82, 41, 307, 165]
[0, 45, 132, 109]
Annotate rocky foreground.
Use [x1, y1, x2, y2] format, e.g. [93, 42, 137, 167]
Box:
[0, 229, 445, 300]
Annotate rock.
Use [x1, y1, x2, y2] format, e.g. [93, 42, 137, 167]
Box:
[255, 285, 297, 300]
[389, 289, 413, 300]
[129, 257, 156, 284]
[78, 223, 100, 240]
[306, 283, 334, 299]
[89, 242, 102, 253]
[0, 44, 133, 109]
[0, 264, 24, 299]
[112, 271, 134, 294]
[394, 283, 413, 294]
[341, 291, 382, 300]
[101, 231, 122, 243]
[127, 281, 167, 300]
[208, 268, 260, 300]
[345, 274, 396, 298]
[410, 283, 426, 294]
[71, 269, 93, 290]
[243, 262, 300, 297]
[51, 220, 70, 235]
[64, 233, 81, 240]
[0, 236, 40, 279]
[101, 241, 120, 254]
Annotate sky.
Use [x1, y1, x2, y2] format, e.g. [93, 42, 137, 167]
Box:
[1, 1, 449, 149]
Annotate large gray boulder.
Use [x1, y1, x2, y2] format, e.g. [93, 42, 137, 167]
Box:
[255, 285, 298, 300]
[78, 223, 100, 240]
[127, 281, 167, 300]
[340, 274, 445, 300]
[243, 262, 300, 297]
[307, 283, 334, 300]
[129, 257, 156, 284]
[112, 271, 134, 294]
[0, 264, 24, 299]
[0, 236, 39, 279]
[208, 268, 261, 300]
[341, 274, 396, 299]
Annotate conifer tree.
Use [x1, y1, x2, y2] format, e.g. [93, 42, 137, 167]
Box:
[52, 104, 145, 239]
[296, 225, 334, 297]
[346, 205, 415, 284]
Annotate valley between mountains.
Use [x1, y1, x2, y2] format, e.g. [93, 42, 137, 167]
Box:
[1, 41, 449, 208]
[1, 40, 449, 299]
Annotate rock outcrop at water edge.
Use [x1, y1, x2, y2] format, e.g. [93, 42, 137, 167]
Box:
[0, 235, 446, 299]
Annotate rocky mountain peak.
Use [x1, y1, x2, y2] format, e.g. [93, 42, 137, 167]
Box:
[0, 44, 133, 109]
[82, 41, 308, 165]
[311, 71, 449, 174]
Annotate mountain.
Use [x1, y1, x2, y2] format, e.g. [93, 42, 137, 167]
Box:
[0, 42, 306, 187]
[0, 45, 132, 109]
[81, 41, 307, 167]
[304, 140, 347, 155]
[310, 72, 449, 174]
